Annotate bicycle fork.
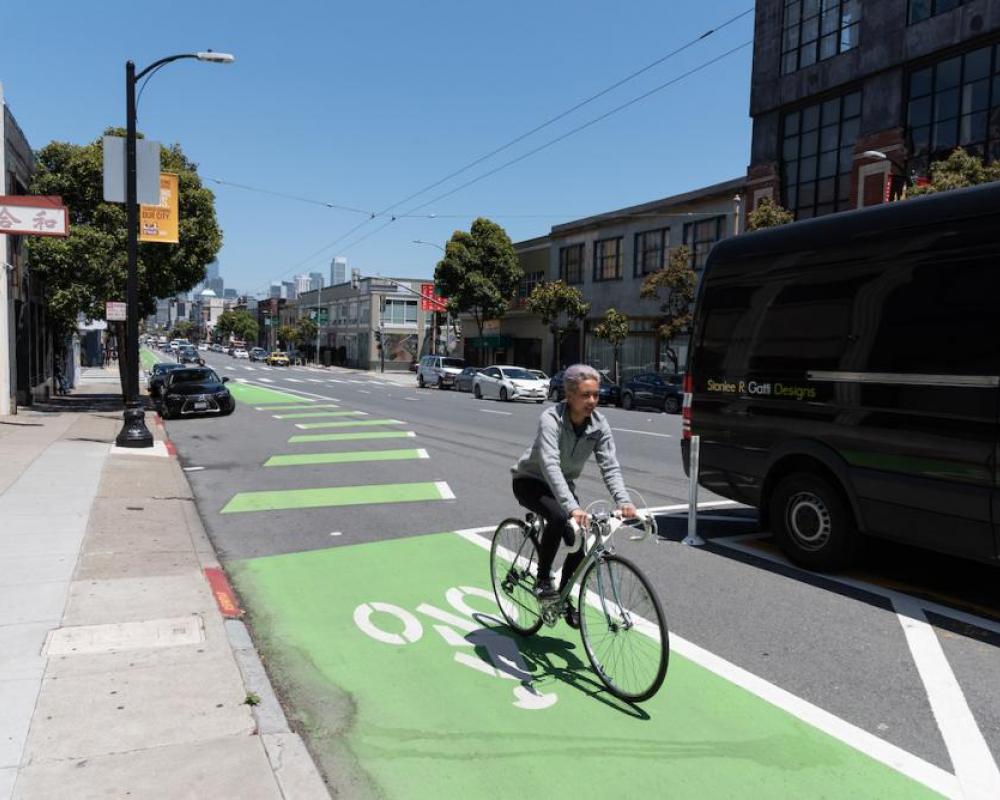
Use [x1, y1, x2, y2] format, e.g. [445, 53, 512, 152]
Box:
[595, 556, 633, 633]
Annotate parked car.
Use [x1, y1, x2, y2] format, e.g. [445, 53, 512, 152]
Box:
[197, 343, 209, 352]
[530, 369, 548, 381]
[417, 355, 465, 389]
[548, 369, 620, 406]
[233, 348, 250, 360]
[176, 345, 203, 365]
[620, 372, 683, 413]
[265, 351, 290, 366]
[146, 362, 184, 398]
[158, 367, 235, 419]
[474, 365, 547, 402]
[249, 347, 268, 362]
[454, 366, 483, 393]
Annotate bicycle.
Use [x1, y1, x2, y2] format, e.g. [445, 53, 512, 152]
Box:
[489, 494, 669, 703]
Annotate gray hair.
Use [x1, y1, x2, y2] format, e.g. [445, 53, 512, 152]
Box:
[563, 363, 601, 394]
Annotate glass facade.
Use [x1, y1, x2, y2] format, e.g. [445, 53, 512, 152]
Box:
[559, 244, 584, 284]
[908, 0, 966, 25]
[383, 298, 418, 325]
[781, 0, 861, 75]
[634, 228, 669, 276]
[593, 237, 623, 282]
[907, 44, 1000, 175]
[782, 90, 861, 219]
[683, 216, 728, 269]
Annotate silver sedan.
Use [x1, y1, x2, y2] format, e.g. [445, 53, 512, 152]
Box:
[473, 365, 548, 402]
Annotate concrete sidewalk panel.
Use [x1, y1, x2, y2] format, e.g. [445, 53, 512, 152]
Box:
[0, 768, 13, 799]
[0, 555, 78, 587]
[97, 458, 191, 500]
[0, 622, 49, 681]
[1, 531, 86, 558]
[14, 732, 282, 800]
[84, 499, 198, 553]
[74, 551, 194, 581]
[262, 733, 332, 800]
[0, 583, 70, 627]
[63, 574, 217, 627]
[22, 655, 256, 761]
[0, 679, 40, 768]
[0, 513, 89, 537]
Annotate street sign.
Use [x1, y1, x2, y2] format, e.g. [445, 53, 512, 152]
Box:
[106, 301, 127, 321]
[102, 136, 161, 205]
[139, 173, 179, 243]
[0, 196, 69, 237]
[420, 283, 447, 312]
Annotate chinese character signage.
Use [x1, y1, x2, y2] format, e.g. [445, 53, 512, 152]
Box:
[420, 283, 447, 312]
[140, 173, 179, 243]
[0, 196, 69, 237]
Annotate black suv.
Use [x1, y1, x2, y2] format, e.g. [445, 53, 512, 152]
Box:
[620, 372, 683, 413]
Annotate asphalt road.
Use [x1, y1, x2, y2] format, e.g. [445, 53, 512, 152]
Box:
[153, 349, 1000, 799]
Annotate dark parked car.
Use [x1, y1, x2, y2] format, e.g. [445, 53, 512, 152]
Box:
[548, 370, 620, 406]
[146, 362, 184, 398]
[158, 367, 235, 419]
[620, 372, 683, 413]
[176, 345, 203, 365]
[454, 366, 483, 392]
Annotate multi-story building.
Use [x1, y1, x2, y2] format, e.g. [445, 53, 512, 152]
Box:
[747, 0, 1000, 217]
[293, 274, 313, 297]
[330, 256, 347, 286]
[308, 272, 324, 292]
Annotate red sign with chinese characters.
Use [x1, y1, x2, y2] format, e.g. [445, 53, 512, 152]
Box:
[0, 195, 69, 237]
[420, 283, 448, 312]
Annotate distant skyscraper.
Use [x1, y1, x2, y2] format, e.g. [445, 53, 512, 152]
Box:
[294, 274, 313, 297]
[331, 257, 347, 286]
[309, 272, 324, 292]
[206, 259, 220, 283]
[269, 283, 282, 299]
[282, 280, 297, 300]
[223, 288, 238, 300]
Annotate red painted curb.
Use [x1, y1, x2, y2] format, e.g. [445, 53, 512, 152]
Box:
[164, 439, 177, 456]
[204, 567, 243, 618]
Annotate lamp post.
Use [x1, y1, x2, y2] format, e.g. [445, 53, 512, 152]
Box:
[412, 240, 445, 356]
[116, 50, 234, 449]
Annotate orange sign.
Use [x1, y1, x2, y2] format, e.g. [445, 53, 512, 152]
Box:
[139, 173, 179, 243]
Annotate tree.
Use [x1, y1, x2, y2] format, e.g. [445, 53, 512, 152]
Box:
[434, 217, 522, 362]
[640, 244, 696, 374]
[296, 318, 318, 359]
[215, 309, 258, 344]
[276, 325, 298, 351]
[592, 308, 630, 385]
[26, 129, 222, 393]
[525, 280, 590, 372]
[746, 197, 794, 231]
[171, 320, 195, 340]
[908, 147, 1000, 197]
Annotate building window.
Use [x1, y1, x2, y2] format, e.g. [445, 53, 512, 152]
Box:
[382, 298, 417, 325]
[593, 237, 623, 282]
[683, 217, 727, 270]
[781, 0, 861, 75]
[517, 271, 545, 299]
[907, 44, 1000, 176]
[782, 89, 861, 219]
[634, 228, 669, 276]
[908, 0, 966, 25]
[559, 244, 584, 284]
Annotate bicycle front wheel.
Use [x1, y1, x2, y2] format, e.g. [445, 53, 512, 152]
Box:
[490, 518, 543, 636]
[579, 554, 669, 702]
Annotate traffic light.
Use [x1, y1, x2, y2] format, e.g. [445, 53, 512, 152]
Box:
[374, 329, 382, 350]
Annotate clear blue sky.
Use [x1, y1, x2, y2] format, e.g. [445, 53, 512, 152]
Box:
[3, 0, 754, 296]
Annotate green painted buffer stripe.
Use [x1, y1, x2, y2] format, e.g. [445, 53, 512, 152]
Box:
[289, 431, 416, 444]
[295, 419, 402, 429]
[264, 449, 428, 467]
[255, 403, 333, 411]
[228, 382, 309, 406]
[221, 481, 453, 513]
[274, 411, 367, 420]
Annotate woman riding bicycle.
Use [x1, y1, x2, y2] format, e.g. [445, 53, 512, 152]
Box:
[511, 363, 636, 628]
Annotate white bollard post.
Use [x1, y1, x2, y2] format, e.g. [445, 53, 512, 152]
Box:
[683, 435, 706, 546]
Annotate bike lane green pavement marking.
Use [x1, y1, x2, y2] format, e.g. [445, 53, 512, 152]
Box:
[295, 419, 403, 429]
[221, 480, 454, 513]
[140, 348, 161, 370]
[230, 532, 943, 800]
[274, 411, 365, 419]
[288, 431, 416, 444]
[227, 382, 312, 406]
[264, 449, 429, 467]
[255, 403, 332, 411]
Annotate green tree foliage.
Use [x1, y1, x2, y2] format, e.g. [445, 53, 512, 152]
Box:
[26, 129, 222, 334]
[746, 197, 794, 231]
[170, 320, 195, 340]
[434, 218, 522, 343]
[908, 147, 1000, 197]
[215, 309, 258, 344]
[640, 245, 696, 374]
[525, 280, 590, 370]
[276, 325, 298, 350]
[592, 308, 630, 385]
[296, 317, 318, 354]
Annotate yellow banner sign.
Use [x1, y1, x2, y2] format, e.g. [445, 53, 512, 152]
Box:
[139, 172, 179, 243]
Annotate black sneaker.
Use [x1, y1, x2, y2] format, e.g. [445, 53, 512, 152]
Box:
[535, 577, 557, 599]
[563, 603, 580, 629]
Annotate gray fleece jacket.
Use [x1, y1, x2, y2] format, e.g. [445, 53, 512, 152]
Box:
[511, 402, 630, 515]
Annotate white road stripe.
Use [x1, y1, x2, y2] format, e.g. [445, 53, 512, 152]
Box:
[357, 389, 371, 394]
[308, 379, 325, 383]
[435, 481, 456, 500]
[243, 366, 256, 371]
[349, 380, 365, 384]
[417, 449, 430, 459]
[286, 378, 304, 383]
[894, 595, 1000, 799]
[454, 527, 961, 798]
[258, 378, 275, 383]
[480, 409, 512, 416]
[612, 427, 673, 438]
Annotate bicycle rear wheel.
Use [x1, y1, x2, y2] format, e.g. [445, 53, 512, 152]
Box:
[490, 518, 543, 636]
[579, 554, 669, 702]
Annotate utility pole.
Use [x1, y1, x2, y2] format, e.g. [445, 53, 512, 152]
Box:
[0, 83, 10, 416]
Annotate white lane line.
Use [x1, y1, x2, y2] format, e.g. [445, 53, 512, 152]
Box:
[893, 595, 1000, 799]
[480, 409, 512, 416]
[454, 527, 961, 799]
[258, 378, 275, 383]
[435, 481, 456, 500]
[328, 379, 346, 384]
[224, 366, 235, 371]
[417, 449, 430, 459]
[404, 397, 419, 401]
[349, 380, 366, 384]
[357, 389, 371, 394]
[308, 379, 325, 383]
[243, 366, 256, 371]
[182, 466, 205, 472]
[286, 378, 304, 383]
[612, 427, 673, 438]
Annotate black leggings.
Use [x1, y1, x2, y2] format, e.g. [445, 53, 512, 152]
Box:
[512, 477, 585, 590]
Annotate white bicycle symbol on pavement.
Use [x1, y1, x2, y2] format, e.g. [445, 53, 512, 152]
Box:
[354, 585, 558, 711]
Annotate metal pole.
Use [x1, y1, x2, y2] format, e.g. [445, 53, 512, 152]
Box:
[0, 82, 11, 416]
[683, 435, 705, 545]
[115, 61, 153, 447]
[315, 279, 322, 365]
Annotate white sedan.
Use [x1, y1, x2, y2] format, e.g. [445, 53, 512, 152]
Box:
[473, 365, 548, 402]
[233, 348, 250, 359]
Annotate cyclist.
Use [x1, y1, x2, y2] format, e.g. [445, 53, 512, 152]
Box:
[511, 363, 636, 628]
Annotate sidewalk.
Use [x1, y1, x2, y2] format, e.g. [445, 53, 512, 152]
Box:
[0, 369, 329, 799]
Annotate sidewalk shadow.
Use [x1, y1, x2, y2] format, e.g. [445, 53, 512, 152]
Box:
[26, 393, 137, 414]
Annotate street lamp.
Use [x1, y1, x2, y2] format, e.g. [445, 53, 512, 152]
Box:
[412, 240, 445, 356]
[116, 50, 235, 448]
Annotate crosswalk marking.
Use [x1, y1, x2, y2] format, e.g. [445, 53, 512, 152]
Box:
[221, 480, 456, 513]
[258, 378, 275, 383]
[288, 430, 416, 443]
[263, 448, 429, 467]
[294, 418, 403, 430]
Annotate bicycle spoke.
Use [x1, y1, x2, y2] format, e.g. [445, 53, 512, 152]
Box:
[491, 520, 542, 635]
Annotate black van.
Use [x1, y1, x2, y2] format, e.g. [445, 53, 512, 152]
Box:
[683, 181, 1000, 571]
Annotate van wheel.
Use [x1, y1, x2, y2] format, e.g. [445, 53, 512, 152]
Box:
[664, 396, 681, 414]
[437, 377, 445, 389]
[622, 393, 634, 410]
[418, 375, 425, 388]
[474, 385, 482, 399]
[771, 472, 861, 571]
